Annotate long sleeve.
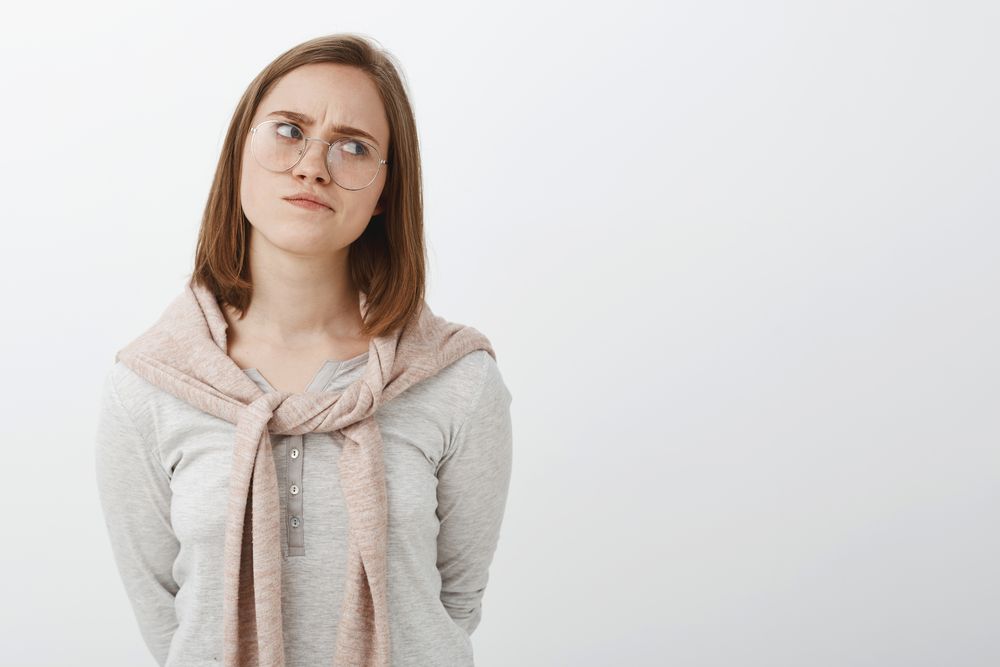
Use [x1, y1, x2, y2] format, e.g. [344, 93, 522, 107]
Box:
[435, 354, 514, 636]
[94, 363, 181, 666]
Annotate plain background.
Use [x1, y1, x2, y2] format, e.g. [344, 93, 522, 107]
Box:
[0, 1, 997, 665]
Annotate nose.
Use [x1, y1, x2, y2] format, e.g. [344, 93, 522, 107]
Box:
[291, 138, 331, 183]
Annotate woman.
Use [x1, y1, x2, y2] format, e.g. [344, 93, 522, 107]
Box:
[94, 33, 513, 667]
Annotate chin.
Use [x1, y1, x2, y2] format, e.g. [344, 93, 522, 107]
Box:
[251, 217, 332, 253]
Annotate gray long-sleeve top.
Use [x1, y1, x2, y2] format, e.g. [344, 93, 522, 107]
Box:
[94, 348, 513, 666]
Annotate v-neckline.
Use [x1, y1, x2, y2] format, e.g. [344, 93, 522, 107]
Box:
[242, 351, 368, 393]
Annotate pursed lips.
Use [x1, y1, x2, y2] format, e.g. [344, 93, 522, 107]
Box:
[285, 196, 332, 210]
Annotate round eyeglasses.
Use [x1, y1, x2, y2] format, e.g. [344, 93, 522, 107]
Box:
[249, 119, 388, 191]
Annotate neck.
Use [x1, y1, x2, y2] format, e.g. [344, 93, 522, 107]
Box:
[227, 229, 366, 349]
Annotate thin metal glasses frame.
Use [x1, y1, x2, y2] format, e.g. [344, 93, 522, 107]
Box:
[249, 119, 388, 191]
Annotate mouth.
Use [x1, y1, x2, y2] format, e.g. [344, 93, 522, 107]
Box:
[284, 197, 332, 212]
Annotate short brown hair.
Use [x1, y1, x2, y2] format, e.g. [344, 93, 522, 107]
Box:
[192, 33, 425, 339]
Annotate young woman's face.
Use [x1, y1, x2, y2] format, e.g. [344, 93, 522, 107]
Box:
[239, 62, 391, 257]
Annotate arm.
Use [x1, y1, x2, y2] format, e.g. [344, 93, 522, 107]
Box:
[94, 363, 180, 666]
[435, 353, 514, 635]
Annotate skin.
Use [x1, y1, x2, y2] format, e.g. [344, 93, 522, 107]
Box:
[222, 62, 392, 393]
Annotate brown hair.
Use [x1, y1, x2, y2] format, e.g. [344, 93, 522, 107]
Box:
[191, 32, 425, 339]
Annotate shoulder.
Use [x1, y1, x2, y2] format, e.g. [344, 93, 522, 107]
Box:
[441, 348, 497, 393]
[437, 349, 513, 464]
[434, 348, 510, 409]
[430, 348, 512, 438]
[96, 362, 156, 443]
[101, 359, 207, 438]
[104, 360, 161, 414]
[380, 347, 511, 435]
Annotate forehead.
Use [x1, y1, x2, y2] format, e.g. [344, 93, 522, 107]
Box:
[256, 63, 390, 148]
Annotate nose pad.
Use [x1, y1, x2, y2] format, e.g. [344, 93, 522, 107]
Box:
[295, 139, 331, 179]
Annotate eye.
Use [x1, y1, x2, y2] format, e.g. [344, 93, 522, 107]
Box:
[339, 140, 370, 158]
[276, 122, 303, 140]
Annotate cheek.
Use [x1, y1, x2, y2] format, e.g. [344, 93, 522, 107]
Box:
[347, 192, 382, 229]
[239, 164, 270, 223]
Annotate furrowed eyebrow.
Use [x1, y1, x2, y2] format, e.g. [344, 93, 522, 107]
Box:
[265, 109, 380, 147]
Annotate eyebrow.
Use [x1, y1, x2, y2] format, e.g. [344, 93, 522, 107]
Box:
[265, 109, 381, 147]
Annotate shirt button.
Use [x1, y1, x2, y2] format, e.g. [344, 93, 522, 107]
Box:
[290, 516, 301, 528]
[290, 448, 299, 459]
[290, 484, 299, 495]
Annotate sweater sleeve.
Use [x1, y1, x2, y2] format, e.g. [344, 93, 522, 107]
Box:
[435, 353, 514, 636]
[94, 363, 180, 666]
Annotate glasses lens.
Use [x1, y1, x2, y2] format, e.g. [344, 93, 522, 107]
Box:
[251, 121, 383, 190]
[252, 121, 304, 172]
[328, 138, 382, 190]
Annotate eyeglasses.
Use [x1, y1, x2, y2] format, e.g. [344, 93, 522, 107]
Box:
[249, 119, 388, 191]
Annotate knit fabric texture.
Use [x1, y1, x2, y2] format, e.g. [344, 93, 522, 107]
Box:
[114, 278, 496, 666]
